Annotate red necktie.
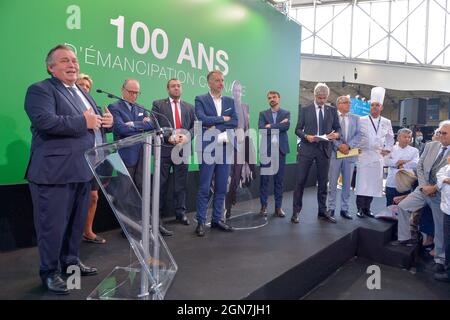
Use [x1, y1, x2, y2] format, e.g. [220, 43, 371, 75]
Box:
[174, 99, 182, 129]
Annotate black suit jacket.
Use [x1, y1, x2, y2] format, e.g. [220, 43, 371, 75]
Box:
[295, 103, 341, 158]
[152, 98, 196, 158]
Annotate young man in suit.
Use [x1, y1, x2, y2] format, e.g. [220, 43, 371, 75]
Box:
[258, 91, 290, 217]
[393, 121, 450, 274]
[292, 83, 341, 224]
[152, 79, 196, 234]
[194, 70, 238, 237]
[327, 95, 361, 220]
[24, 45, 113, 294]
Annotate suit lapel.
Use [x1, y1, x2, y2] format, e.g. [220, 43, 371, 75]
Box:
[205, 94, 218, 116]
[76, 84, 100, 116]
[311, 104, 318, 134]
[166, 98, 175, 128]
[50, 77, 85, 114]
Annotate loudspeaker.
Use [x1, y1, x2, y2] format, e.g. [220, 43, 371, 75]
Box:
[400, 98, 427, 126]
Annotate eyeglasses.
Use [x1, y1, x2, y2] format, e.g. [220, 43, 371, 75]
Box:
[123, 88, 141, 96]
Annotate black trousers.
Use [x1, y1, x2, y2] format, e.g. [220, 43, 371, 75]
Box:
[29, 182, 90, 281]
[160, 156, 188, 218]
[444, 214, 450, 267]
[356, 195, 373, 213]
[293, 146, 330, 214]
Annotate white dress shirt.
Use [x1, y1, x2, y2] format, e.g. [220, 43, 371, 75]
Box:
[210, 92, 222, 116]
[313, 101, 324, 136]
[437, 164, 450, 215]
[384, 144, 420, 188]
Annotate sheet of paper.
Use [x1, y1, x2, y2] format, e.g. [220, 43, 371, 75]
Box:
[336, 148, 359, 159]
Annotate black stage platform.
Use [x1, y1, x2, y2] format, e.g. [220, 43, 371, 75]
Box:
[0, 188, 448, 300]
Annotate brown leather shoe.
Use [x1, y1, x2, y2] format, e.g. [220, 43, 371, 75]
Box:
[259, 205, 268, 217]
[275, 208, 286, 218]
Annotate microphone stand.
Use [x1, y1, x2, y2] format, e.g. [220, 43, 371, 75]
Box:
[96, 89, 164, 137]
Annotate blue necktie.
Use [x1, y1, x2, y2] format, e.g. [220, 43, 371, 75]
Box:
[318, 106, 324, 135]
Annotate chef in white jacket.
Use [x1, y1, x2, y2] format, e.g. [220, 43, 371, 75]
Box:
[355, 87, 394, 218]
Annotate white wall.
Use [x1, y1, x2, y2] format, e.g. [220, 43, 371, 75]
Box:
[301, 56, 450, 93]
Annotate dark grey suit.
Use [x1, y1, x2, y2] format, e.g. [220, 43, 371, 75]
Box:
[293, 103, 341, 215]
[152, 98, 195, 218]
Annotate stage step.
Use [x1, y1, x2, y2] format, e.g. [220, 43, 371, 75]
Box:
[245, 219, 418, 300]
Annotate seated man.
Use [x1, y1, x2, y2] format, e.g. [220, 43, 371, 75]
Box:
[392, 121, 450, 273]
[384, 128, 419, 206]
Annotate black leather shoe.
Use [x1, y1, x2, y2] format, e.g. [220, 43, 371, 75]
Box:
[326, 209, 335, 217]
[364, 210, 375, 218]
[390, 238, 418, 247]
[291, 212, 300, 224]
[434, 272, 450, 282]
[196, 223, 205, 237]
[211, 220, 234, 232]
[356, 210, 365, 218]
[43, 273, 69, 295]
[159, 224, 174, 236]
[275, 208, 286, 218]
[340, 211, 354, 220]
[176, 214, 190, 225]
[318, 212, 337, 223]
[62, 261, 98, 276]
[260, 205, 268, 217]
[432, 263, 446, 273]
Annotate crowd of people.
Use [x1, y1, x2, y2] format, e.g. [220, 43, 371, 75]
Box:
[24, 44, 450, 295]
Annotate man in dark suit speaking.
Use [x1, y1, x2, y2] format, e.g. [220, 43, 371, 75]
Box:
[24, 44, 113, 294]
[292, 83, 340, 224]
[152, 79, 196, 234]
[195, 70, 238, 237]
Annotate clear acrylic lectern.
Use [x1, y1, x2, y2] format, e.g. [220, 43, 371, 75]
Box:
[84, 131, 177, 300]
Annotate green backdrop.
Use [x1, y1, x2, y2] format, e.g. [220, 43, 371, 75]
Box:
[0, 0, 301, 185]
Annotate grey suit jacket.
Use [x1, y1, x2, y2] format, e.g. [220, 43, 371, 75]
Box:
[332, 113, 361, 162]
[417, 141, 449, 186]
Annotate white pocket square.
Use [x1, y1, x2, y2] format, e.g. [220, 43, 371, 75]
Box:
[138, 112, 144, 116]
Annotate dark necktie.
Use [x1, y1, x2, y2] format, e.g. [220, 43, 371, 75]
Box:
[429, 146, 447, 184]
[173, 99, 182, 129]
[318, 106, 324, 135]
[67, 87, 103, 146]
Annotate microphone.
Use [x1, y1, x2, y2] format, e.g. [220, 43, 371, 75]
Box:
[96, 88, 165, 136]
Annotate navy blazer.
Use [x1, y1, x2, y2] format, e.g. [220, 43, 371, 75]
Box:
[258, 108, 290, 155]
[24, 77, 101, 184]
[194, 93, 238, 152]
[152, 98, 196, 158]
[108, 100, 153, 167]
[295, 103, 341, 158]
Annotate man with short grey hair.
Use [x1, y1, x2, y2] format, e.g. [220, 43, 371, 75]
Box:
[327, 95, 360, 220]
[392, 120, 450, 273]
[292, 82, 341, 224]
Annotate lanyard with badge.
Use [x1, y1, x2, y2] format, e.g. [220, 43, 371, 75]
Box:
[369, 115, 381, 135]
